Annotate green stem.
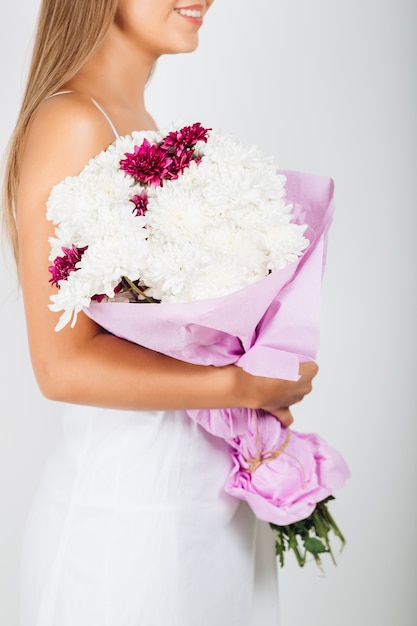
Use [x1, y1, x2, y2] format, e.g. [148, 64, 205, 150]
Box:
[270, 497, 346, 571]
[318, 501, 346, 546]
[286, 525, 306, 567]
[122, 276, 156, 303]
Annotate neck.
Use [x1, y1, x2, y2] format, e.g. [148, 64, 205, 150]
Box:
[65, 23, 157, 113]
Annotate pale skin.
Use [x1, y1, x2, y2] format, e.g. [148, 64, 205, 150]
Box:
[16, 0, 318, 427]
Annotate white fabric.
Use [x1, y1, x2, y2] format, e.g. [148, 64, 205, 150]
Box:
[20, 404, 280, 625]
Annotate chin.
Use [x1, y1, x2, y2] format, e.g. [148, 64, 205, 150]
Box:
[163, 34, 200, 55]
[181, 41, 199, 53]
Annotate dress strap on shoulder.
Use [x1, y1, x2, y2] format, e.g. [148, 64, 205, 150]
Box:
[46, 91, 120, 139]
[89, 97, 120, 139]
[47, 90, 74, 98]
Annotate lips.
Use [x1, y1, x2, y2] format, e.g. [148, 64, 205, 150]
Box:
[174, 4, 204, 21]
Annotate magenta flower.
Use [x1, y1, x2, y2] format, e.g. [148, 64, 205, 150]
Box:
[120, 139, 173, 186]
[166, 146, 195, 180]
[130, 190, 149, 216]
[160, 123, 210, 151]
[49, 245, 87, 287]
[120, 124, 210, 187]
[160, 124, 211, 178]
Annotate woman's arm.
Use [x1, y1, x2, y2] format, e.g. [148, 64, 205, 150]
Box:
[16, 93, 317, 419]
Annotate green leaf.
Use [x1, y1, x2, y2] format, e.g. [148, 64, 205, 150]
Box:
[304, 537, 328, 555]
[269, 496, 346, 570]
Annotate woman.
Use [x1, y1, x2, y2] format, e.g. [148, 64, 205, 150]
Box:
[2, 1, 318, 624]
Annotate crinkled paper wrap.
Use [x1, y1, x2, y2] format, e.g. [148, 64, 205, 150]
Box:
[83, 170, 350, 524]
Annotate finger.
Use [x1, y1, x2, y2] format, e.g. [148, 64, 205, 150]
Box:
[266, 407, 294, 428]
[299, 360, 319, 379]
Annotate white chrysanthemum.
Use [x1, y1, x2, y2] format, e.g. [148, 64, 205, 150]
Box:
[47, 167, 140, 255]
[203, 129, 278, 172]
[266, 222, 309, 270]
[146, 190, 208, 239]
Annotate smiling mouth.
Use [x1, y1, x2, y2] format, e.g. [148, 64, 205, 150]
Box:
[174, 7, 203, 19]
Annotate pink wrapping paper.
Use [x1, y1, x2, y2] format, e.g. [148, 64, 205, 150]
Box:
[83, 170, 350, 524]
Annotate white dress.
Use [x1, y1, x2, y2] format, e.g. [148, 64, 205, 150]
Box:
[20, 95, 280, 625]
[20, 405, 280, 625]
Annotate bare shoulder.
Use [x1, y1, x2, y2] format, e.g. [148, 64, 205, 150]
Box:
[20, 92, 117, 190]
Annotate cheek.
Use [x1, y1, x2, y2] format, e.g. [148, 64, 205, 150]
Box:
[115, 2, 200, 55]
[116, 0, 160, 31]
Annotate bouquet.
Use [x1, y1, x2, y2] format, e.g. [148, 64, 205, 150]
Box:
[47, 122, 350, 568]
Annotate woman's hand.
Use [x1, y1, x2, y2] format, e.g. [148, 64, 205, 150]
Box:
[233, 361, 319, 427]
[265, 408, 295, 428]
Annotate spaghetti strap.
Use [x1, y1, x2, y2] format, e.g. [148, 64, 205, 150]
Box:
[89, 97, 120, 139]
[46, 91, 120, 139]
[47, 91, 74, 98]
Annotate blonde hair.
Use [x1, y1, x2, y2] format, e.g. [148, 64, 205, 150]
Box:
[2, 0, 119, 266]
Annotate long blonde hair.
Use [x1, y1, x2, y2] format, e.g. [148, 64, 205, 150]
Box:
[2, 0, 119, 266]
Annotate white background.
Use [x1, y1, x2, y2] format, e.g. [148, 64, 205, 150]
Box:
[1, 1, 416, 624]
